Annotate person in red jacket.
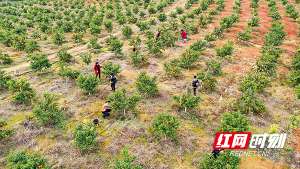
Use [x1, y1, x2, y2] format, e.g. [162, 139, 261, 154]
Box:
[181, 29, 187, 43]
[94, 60, 101, 79]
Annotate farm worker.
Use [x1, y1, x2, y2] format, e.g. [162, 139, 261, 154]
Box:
[156, 30, 161, 40]
[110, 74, 117, 91]
[212, 148, 223, 158]
[94, 59, 101, 79]
[192, 75, 200, 96]
[102, 101, 111, 118]
[181, 29, 187, 43]
[93, 118, 99, 125]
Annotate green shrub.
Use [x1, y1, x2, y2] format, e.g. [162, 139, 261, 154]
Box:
[90, 23, 101, 35]
[122, 25, 132, 39]
[204, 33, 217, 42]
[235, 91, 266, 114]
[136, 21, 151, 32]
[102, 62, 121, 77]
[208, 9, 218, 16]
[212, 27, 224, 39]
[80, 53, 92, 65]
[173, 90, 200, 112]
[52, 30, 65, 45]
[108, 89, 141, 117]
[216, 41, 234, 57]
[74, 122, 97, 152]
[197, 72, 217, 92]
[76, 74, 100, 94]
[0, 53, 13, 65]
[58, 48, 73, 63]
[216, 0, 225, 11]
[200, 14, 209, 27]
[8, 79, 36, 104]
[0, 118, 14, 140]
[28, 53, 51, 71]
[88, 38, 101, 50]
[264, 22, 286, 46]
[0, 71, 12, 89]
[58, 66, 80, 79]
[106, 9, 115, 18]
[179, 50, 201, 69]
[261, 45, 282, 56]
[146, 36, 163, 57]
[25, 40, 39, 53]
[291, 51, 300, 70]
[104, 19, 113, 32]
[251, 0, 259, 8]
[129, 36, 142, 49]
[0, 129, 14, 140]
[288, 114, 300, 129]
[156, 28, 177, 48]
[12, 35, 26, 51]
[198, 151, 240, 169]
[189, 40, 208, 52]
[256, 53, 279, 76]
[289, 71, 300, 86]
[206, 59, 222, 76]
[130, 51, 148, 67]
[128, 16, 138, 23]
[270, 9, 281, 21]
[107, 36, 123, 56]
[269, 124, 279, 133]
[238, 28, 252, 41]
[185, 22, 198, 35]
[286, 4, 299, 20]
[73, 32, 84, 43]
[114, 148, 143, 169]
[240, 72, 271, 93]
[148, 4, 157, 14]
[158, 13, 167, 22]
[176, 7, 184, 14]
[164, 59, 183, 77]
[156, 1, 168, 11]
[33, 93, 65, 128]
[152, 113, 180, 140]
[219, 112, 250, 131]
[0, 118, 7, 127]
[248, 16, 259, 27]
[295, 84, 300, 99]
[136, 72, 158, 97]
[116, 13, 127, 25]
[6, 151, 50, 169]
[220, 14, 238, 29]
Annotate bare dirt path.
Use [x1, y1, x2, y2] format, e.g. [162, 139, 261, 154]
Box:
[221, 0, 256, 76]
[276, 0, 300, 74]
[250, 0, 272, 45]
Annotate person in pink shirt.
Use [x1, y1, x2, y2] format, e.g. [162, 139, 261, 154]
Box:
[181, 29, 187, 43]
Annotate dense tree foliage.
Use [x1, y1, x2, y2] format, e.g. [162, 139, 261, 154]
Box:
[33, 93, 65, 128]
[74, 122, 97, 152]
[151, 113, 180, 140]
[76, 74, 100, 94]
[108, 89, 141, 118]
[114, 148, 143, 169]
[219, 112, 250, 131]
[6, 151, 50, 169]
[136, 72, 158, 97]
[198, 151, 240, 169]
[7, 79, 36, 104]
